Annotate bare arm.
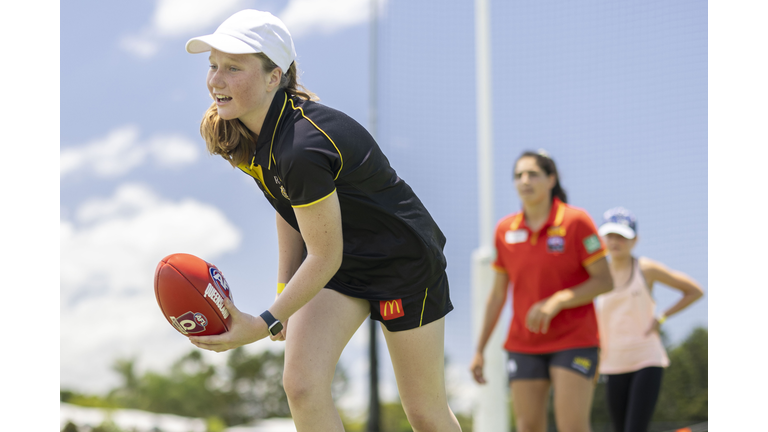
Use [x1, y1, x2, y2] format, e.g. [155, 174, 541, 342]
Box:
[268, 192, 343, 322]
[525, 256, 613, 334]
[190, 191, 343, 352]
[469, 270, 509, 384]
[268, 211, 308, 341]
[639, 256, 704, 334]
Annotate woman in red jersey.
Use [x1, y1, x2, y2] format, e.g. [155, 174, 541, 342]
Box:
[470, 150, 613, 432]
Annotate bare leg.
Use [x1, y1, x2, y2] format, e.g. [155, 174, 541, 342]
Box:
[550, 366, 595, 432]
[283, 289, 370, 432]
[381, 317, 461, 432]
[510, 379, 551, 432]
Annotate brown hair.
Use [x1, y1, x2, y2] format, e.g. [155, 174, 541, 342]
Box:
[200, 53, 318, 167]
[515, 150, 568, 204]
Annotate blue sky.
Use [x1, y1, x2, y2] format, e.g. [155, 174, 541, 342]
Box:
[11, 0, 761, 427]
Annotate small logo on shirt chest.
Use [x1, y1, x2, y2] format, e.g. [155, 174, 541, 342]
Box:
[273, 176, 290, 200]
[547, 235, 565, 253]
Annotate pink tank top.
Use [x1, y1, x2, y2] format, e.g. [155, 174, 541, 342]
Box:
[595, 258, 670, 374]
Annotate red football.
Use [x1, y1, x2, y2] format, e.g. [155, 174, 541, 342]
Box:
[154, 253, 234, 337]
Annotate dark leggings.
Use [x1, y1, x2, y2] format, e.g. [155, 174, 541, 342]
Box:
[605, 367, 664, 432]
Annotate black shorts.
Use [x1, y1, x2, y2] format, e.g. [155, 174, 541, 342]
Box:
[363, 271, 454, 332]
[506, 347, 599, 382]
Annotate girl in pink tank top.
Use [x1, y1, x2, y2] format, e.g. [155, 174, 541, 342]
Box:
[594, 207, 703, 432]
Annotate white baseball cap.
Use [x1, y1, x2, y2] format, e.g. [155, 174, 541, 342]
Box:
[185, 10, 296, 73]
[598, 207, 638, 239]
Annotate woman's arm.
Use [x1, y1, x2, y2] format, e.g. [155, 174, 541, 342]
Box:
[470, 270, 509, 384]
[268, 191, 344, 323]
[190, 191, 343, 352]
[525, 256, 613, 334]
[639, 256, 704, 334]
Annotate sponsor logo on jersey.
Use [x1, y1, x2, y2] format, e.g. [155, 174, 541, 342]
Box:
[170, 311, 208, 335]
[505, 229, 528, 244]
[583, 234, 601, 254]
[209, 267, 232, 301]
[547, 235, 565, 253]
[205, 283, 230, 319]
[571, 356, 592, 374]
[380, 299, 405, 320]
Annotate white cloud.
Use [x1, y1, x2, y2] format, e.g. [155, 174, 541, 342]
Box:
[280, 0, 379, 39]
[120, 0, 384, 58]
[60, 126, 201, 179]
[61, 183, 241, 300]
[61, 183, 244, 393]
[152, 0, 247, 37]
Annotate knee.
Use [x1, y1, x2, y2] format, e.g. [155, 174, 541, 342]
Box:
[282, 366, 325, 405]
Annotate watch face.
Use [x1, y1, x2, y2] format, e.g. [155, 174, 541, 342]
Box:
[270, 321, 284, 336]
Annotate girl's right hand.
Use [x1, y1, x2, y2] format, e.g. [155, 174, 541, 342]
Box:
[470, 352, 486, 384]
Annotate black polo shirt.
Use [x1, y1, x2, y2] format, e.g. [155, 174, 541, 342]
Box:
[237, 89, 447, 300]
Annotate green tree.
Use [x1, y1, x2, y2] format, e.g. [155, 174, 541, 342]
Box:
[652, 327, 708, 422]
[108, 350, 230, 422]
[223, 347, 291, 424]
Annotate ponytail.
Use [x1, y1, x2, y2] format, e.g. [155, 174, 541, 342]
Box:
[199, 54, 318, 168]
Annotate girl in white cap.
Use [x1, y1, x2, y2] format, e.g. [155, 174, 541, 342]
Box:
[184, 10, 461, 431]
[595, 207, 704, 432]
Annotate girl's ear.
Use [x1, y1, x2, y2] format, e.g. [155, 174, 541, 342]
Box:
[267, 68, 282, 91]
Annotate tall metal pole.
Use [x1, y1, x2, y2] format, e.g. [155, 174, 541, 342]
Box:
[472, 0, 509, 430]
[366, 0, 381, 431]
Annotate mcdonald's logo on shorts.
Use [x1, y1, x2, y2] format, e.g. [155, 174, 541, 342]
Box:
[380, 299, 405, 320]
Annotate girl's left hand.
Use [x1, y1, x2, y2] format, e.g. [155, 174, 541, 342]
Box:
[270, 318, 288, 342]
[525, 296, 562, 334]
[189, 298, 269, 352]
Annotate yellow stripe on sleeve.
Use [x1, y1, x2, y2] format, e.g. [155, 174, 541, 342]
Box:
[492, 264, 507, 273]
[291, 189, 337, 208]
[582, 249, 608, 267]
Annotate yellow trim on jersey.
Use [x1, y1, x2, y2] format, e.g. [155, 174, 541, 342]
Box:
[419, 287, 429, 327]
[268, 93, 288, 170]
[288, 98, 344, 180]
[554, 202, 566, 226]
[291, 189, 337, 208]
[582, 249, 608, 267]
[238, 160, 277, 200]
[530, 231, 539, 245]
[492, 264, 507, 274]
[509, 213, 524, 230]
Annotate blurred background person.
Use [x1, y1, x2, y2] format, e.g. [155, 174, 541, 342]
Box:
[595, 207, 704, 432]
[470, 150, 613, 432]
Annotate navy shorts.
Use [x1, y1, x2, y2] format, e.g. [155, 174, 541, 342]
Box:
[506, 347, 599, 382]
[366, 272, 454, 332]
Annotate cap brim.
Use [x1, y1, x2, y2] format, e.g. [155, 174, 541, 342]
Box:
[598, 223, 636, 239]
[185, 34, 259, 55]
